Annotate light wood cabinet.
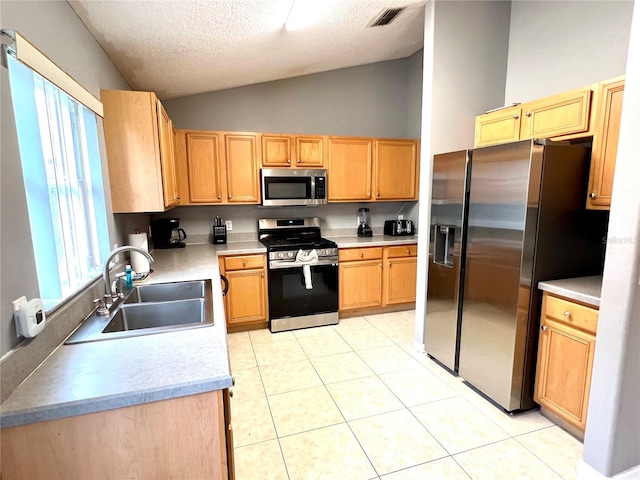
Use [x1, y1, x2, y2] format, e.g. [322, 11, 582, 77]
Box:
[520, 88, 592, 140]
[328, 137, 374, 201]
[383, 245, 418, 305]
[534, 292, 598, 432]
[474, 105, 522, 147]
[221, 254, 268, 330]
[225, 134, 260, 203]
[339, 245, 417, 312]
[375, 139, 419, 200]
[101, 89, 178, 212]
[185, 131, 224, 203]
[587, 76, 625, 210]
[1, 390, 233, 479]
[261, 134, 325, 168]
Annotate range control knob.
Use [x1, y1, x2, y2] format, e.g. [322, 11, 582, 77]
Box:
[288, 251, 295, 258]
[278, 252, 284, 259]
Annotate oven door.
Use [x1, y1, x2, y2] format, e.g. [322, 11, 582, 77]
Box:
[268, 261, 338, 321]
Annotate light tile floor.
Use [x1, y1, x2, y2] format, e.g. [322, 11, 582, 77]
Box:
[228, 310, 583, 480]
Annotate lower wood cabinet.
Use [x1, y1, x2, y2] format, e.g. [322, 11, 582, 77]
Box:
[1, 390, 234, 479]
[221, 254, 268, 331]
[534, 292, 598, 433]
[339, 244, 417, 313]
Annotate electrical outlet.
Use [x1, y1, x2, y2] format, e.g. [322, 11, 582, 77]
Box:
[110, 243, 119, 267]
[225, 220, 233, 231]
[12, 296, 27, 316]
[398, 215, 404, 220]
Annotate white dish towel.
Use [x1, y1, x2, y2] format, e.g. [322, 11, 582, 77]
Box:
[295, 249, 319, 289]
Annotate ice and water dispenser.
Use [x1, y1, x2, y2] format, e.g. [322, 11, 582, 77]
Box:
[434, 225, 455, 267]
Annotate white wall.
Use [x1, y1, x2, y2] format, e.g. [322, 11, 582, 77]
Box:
[505, 1, 633, 103]
[0, 1, 139, 362]
[415, 0, 511, 349]
[581, 2, 640, 476]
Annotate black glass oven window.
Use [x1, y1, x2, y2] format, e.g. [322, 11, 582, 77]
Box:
[265, 177, 311, 200]
[268, 264, 338, 319]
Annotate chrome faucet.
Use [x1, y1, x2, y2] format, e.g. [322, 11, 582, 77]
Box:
[96, 245, 154, 315]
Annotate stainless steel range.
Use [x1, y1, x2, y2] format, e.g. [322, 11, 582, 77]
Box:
[258, 218, 339, 332]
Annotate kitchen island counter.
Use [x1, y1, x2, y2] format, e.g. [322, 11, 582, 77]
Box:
[0, 243, 257, 428]
[538, 275, 602, 307]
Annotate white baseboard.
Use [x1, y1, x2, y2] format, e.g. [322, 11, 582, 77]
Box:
[412, 339, 426, 352]
[577, 459, 640, 480]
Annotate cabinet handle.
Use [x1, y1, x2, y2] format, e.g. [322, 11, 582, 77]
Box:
[541, 325, 548, 331]
[176, 196, 181, 200]
[368, 191, 371, 198]
[406, 249, 410, 254]
[228, 194, 232, 199]
[389, 262, 392, 267]
[261, 272, 264, 277]
[525, 111, 532, 117]
[564, 311, 572, 318]
[287, 159, 291, 164]
[218, 194, 222, 199]
[379, 263, 383, 267]
[229, 389, 234, 398]
[297, 159, 301, 163]
[513, 114, 519, 120]
[232, 377, 235, 386]
[242, 260, 247, 267]
[360, 253, 364, 258]
[377, 192, 380, 197]
[589, 192, 597, 199]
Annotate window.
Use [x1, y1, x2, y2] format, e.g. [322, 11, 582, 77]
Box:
[7, 55, 110, 310]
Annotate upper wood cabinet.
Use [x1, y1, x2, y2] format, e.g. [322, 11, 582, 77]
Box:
[101, 89, 178, 213]
[328, 137, 374, 201]
[225, 133, 260, 203]
[375, 139, 419, 200]
[587, 76, 625, 210]
[328, 137, 419, 202]
[261, 134, 325, 168]
[475, 105, 522, 147]
[185, 132, 224, 203]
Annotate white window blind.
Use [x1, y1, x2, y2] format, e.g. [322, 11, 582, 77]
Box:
[7, 54, 110, 310]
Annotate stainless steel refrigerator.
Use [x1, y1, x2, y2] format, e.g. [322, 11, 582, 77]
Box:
[427, 140, 607, 412]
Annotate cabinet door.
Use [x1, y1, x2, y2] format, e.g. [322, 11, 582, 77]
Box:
[384, 256, 417, 305]
[262, 134, 292, 167]
[295, 136, 325, 167]
[225, 134, 260, 203]
[534, 318, 596, 431]
[375, 139, 418, 200]
[587, 77, 625, 210]
[186, 133, 224, 203]
[157, 100, 178, 208]
[223, 388, 235, 480]
[474, 106, 522, 147]
[520, 88, 592, 139]
[225, 269, 267, 325]
[327, 137, 373, 201]
[339, 260, 382, 310]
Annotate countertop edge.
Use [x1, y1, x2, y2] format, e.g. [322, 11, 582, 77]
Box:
[538, 276, 602, 308]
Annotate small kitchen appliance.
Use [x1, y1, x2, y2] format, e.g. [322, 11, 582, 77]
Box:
[357, 208, 372, 237]
[212, 216, 227, 244]
[150, 219, 187, 249]
[384, 219, 415, 236]
[258, 217, 339, 332]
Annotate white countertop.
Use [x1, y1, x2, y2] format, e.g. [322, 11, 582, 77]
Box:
[327, 234, 418, 248]
[1, 243, 261, 428]
[538, 275, 602, 307]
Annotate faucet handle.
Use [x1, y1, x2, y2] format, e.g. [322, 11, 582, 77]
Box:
[93, 297, 109, 316]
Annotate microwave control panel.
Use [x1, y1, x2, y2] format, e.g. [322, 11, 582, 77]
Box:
[315, 177, 326, 199]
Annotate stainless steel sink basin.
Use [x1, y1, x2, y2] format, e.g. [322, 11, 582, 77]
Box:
[65, 279, 213, 344]
[103, 299, 205, 332]
[124, 280, 205, 304]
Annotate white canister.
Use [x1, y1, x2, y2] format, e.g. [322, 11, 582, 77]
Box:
[128, 232, 150, 273]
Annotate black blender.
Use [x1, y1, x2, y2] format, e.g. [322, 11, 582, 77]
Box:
[357, 208, 372, 237]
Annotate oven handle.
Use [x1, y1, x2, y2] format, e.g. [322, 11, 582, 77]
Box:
[268, 259, 339, 270]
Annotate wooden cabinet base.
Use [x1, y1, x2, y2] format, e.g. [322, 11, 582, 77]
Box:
[227, 321, 269, 333]
[539, 406, 585, 442]
[1, 391, 230, 480]
[339, 303, 415, 319]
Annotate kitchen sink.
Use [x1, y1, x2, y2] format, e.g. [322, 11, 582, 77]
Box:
[124, 280, 206, 304]
[65, 279, 213, 344]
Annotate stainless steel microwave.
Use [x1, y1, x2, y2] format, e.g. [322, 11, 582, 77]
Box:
[261, 169, 327, 206]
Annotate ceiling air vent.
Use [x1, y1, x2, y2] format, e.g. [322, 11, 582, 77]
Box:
[369, 7, 406, 27]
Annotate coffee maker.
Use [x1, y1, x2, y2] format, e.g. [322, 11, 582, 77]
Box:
[357, 208, 373, 237]
[150, 219, 187, 248]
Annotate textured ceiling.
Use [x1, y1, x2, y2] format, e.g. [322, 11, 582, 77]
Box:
[68, 0, 426, 99]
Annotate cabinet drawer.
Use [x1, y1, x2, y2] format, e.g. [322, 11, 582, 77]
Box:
[224, 254, 265, 271]
[339, 247, 383, 262]
[386, 245, 417, 258]
[543, 294, 598, 334]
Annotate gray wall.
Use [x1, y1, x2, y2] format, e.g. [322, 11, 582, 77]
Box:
[0, 1, 140, 360]
[414, 0, 511, 348]
[582, 2, 640, 476]
[163, 57, 419, 139]
[505, 1, 633, 103]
